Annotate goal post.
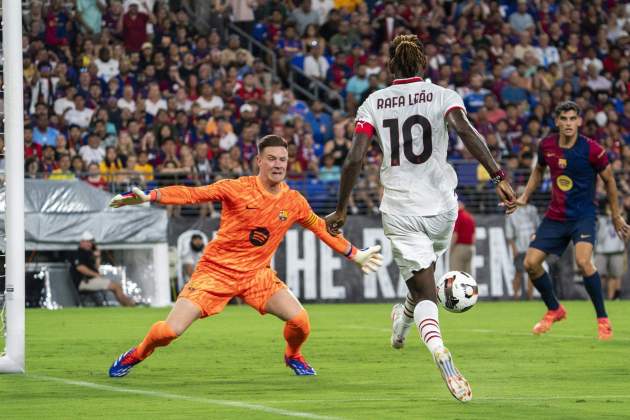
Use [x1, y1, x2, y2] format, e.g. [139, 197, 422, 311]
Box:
[0, 0, 25, 373]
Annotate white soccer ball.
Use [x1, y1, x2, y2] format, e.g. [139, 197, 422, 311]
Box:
[436, 271, 479, 313]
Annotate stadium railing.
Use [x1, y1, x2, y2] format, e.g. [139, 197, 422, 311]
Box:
[27, 166, 591, 216]
[226, 22, 342, 115]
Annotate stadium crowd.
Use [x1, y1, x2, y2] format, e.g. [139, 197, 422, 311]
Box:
[14, 0, 630, 217]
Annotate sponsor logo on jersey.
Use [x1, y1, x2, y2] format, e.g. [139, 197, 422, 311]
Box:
[556, 175, 573, 191]
[249, 227, 270, 246]
[558, 158, 567, 168]
[278, 210, 288, 221]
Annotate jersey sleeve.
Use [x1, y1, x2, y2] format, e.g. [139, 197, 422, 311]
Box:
[442, 88, 466, 118]
[588, 140, 609, 172]
[295, 194, 352, 256]
[156, 179, 234, 205]
[354, 99, 376, 137]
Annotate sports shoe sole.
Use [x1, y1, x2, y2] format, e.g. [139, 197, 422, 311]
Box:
[433, 348, 472, 402]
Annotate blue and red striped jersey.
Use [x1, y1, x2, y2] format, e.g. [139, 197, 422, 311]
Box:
[537, 134, 608, 221]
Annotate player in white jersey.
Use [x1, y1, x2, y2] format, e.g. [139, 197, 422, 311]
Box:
[325, 35, 517, 402]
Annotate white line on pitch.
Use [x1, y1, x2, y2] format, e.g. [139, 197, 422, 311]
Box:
[31, 375, 341, 420]
[341, 325, 630, 342]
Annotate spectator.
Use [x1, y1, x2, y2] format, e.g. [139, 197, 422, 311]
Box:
[118, 0, 152, 52]
[373, 1, 407, 45]
[586, 64, 613, 92]
[346, 65, 369, 111]
[595, 202, 627, 300]
[291, 0, 320, 36]
[181, 233, 206, 286]
[329, 20, 359, 54]
[134, 150, 155, 182]
[25, 157, 41, 179]
[501, 72, 529, 105]
[324, 124, 350, 167]
[54, 85, 77, 117]
[24, 126, 43, 159]
[95, 47, 120, 82]
[49, 153, 76, 180]
[40, 145, 57, 174]
[144, 83, 168, 117]
[303, 42, 329, 81]
[69, 231, 135, 306]
[304, 100, 332, 144]
[33, 114, 60, 147]
[509, 0, 534, 34]
[79, 134, 106, 165]
[318, 153, 340, 181]
[71, 155, 86, 177]
[100, 146, 124, 182]
[220, 35, 254, 67]
[64, 94, 95, 129]
[505, 186, 540, 300]
[450, 201, 476, 275]
[76, 0, 105, 36]
[29, 62, 57, 115]
[54, 134, 75, 159]
[84, 162, 108, 189]
[463, 73, 490, 114]
[195, 83, 224, 114]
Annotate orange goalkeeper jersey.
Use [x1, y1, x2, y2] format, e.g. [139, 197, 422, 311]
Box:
[157, 176, 352, 277]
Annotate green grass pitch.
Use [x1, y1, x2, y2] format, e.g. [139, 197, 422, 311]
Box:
[2, 301, 629, 419]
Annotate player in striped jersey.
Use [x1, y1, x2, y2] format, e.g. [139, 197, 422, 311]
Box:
[517, 101, 630, 340]
[326, 34, 517, 402]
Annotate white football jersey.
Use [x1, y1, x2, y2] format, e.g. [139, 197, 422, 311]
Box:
[356, 77, 465, 216]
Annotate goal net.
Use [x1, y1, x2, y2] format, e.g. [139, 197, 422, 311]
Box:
[0, 0, 25, 373]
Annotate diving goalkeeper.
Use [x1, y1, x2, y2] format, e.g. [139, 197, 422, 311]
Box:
[108, 135, 383, 377]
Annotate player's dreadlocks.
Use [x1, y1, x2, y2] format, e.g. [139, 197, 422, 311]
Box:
[388, 34, 427, 79]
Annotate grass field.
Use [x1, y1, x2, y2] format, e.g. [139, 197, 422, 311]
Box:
[2, 301, 630, 419]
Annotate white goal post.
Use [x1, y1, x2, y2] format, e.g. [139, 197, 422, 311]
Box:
[0, 0, 25, 373]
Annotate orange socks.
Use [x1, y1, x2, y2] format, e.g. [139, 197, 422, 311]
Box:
[283, 309, 311, 358]
[136, 321, 178, 360]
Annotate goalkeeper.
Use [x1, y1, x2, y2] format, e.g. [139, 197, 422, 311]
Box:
[108, 135, 383, 377]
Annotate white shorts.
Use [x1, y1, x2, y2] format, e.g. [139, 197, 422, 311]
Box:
[78, 277, 112, 292]
[382, 207, 458, 282]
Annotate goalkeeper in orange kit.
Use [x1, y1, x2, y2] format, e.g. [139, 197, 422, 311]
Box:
[108, 135, 383, 377]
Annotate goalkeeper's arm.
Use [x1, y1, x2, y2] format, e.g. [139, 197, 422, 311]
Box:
[110, 181, 231, 208]
[300, 212, 383, 274]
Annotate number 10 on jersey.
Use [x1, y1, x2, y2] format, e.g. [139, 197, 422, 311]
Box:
[383, 115, 432, 166]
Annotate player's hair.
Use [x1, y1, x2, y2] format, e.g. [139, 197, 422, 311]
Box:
[554, 101, 581, 117]
[257, 135, 288, 153]
[388, 35, 427, 78]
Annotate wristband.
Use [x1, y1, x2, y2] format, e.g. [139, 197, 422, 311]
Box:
[490, 169, 506, 186]
[345, 245, 357, 259]
[149, 190, 158, 201]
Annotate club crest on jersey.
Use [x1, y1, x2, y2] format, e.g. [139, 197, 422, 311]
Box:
[558, 158, 567, 168]
[278, 210, 288, 221]
[556, 175, 573, 192]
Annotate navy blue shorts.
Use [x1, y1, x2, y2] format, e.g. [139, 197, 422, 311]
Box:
[529, 217, 596, 256]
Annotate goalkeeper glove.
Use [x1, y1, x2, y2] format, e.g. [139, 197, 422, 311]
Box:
[109, 187, 156, 208]
[346, 245, 384, 274]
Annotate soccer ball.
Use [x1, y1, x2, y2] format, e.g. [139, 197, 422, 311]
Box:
[436, 271, 479, 313]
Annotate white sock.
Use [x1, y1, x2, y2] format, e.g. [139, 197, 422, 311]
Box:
[414, 300, 444, 354]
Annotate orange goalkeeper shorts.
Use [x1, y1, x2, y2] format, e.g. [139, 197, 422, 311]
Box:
[177, 266, 287, 318]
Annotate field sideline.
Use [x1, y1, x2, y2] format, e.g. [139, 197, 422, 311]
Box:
[2, 301, 629, 419]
